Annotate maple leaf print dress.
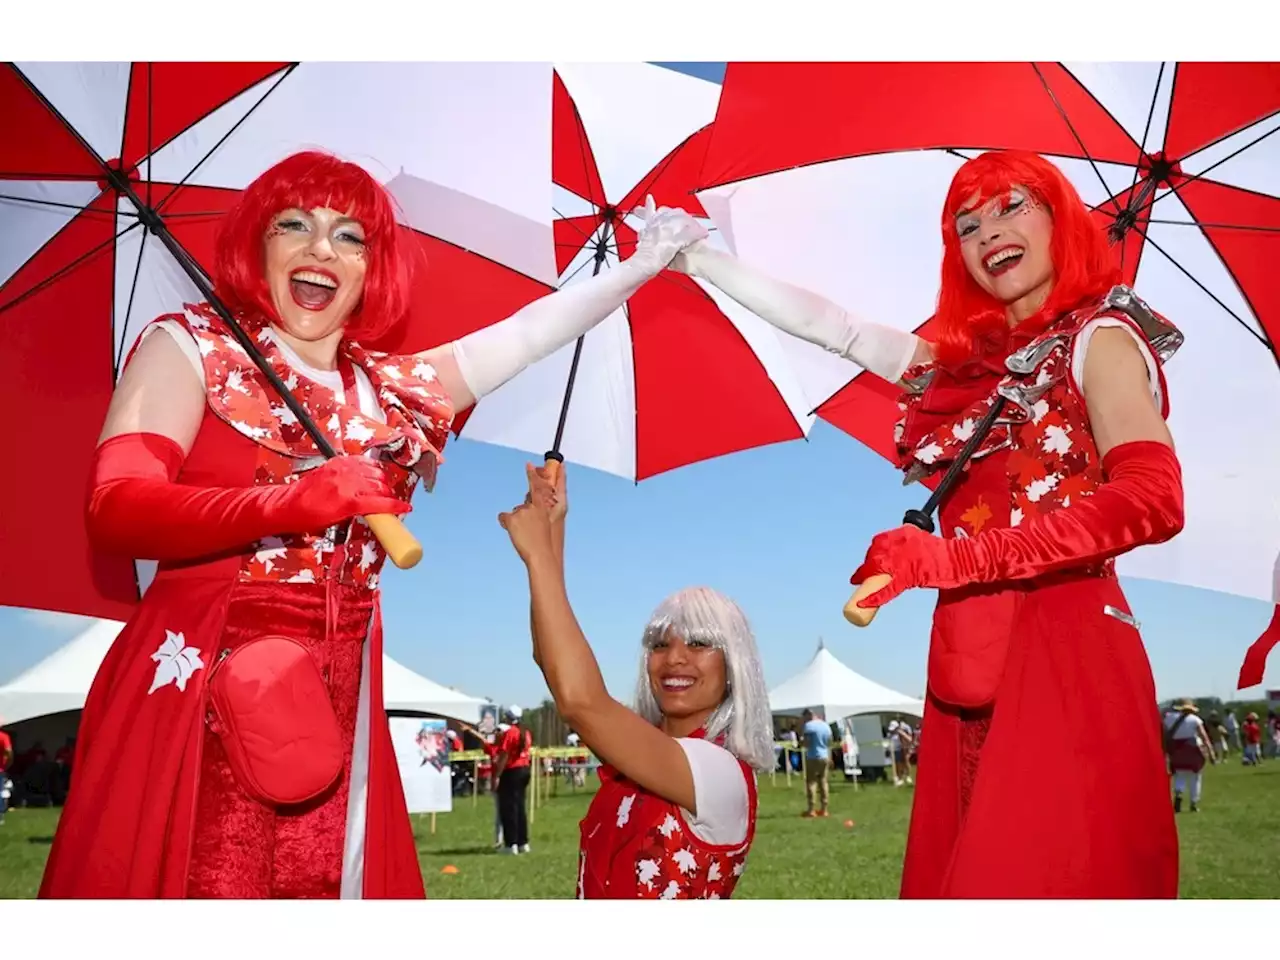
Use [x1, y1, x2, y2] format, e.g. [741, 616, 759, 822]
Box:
[890, 291, 1183, 899]
[40, 305, 454, 899]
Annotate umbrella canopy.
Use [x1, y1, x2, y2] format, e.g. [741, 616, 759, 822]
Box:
[695, 61, 1280, 607]
[769, 641, 924, 720]
[454, 62, 819, 480]
[1, 61, 558, 622]
[0, 617, 488, 725]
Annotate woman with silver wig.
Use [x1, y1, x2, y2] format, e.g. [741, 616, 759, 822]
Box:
[499, 463, 771, 899]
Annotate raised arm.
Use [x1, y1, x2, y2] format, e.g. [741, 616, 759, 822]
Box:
[670, 228, 932, 384]
[421, 198, 708, 413]
[498, 466, 700, 813]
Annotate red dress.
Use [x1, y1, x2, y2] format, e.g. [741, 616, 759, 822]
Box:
[577, 732, 757, 899]
[893, 291, 1181, 899]
[39, 304, 453, 899]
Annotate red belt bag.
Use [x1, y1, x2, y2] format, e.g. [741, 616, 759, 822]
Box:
[206, 635, 344, 808]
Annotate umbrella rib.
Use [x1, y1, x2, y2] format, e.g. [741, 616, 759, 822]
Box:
[153, 64, 299, 215]
[558, 243, 611, 287]
[115, 224, 152, 378]
[551, 207, 599, 245]
[0, 193, 128, 218]
[1131, 223, 1270, 350]
[1135, 122, 1280, 220]
[566, 91, 603, 219]
[1147, 219, 1280, 233]
[1130, 62, 1167, 197]
[0, 220, 143, 317]
[1030, 63, 1124, 215]
[146, 62, 154, 209]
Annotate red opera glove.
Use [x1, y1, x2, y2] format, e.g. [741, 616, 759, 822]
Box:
[851, 440, 1185, 608]
[86, 432, 409, 561]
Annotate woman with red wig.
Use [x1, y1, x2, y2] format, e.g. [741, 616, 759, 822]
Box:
[39, 150, 706, 900]
[657, 149, 1185, 898]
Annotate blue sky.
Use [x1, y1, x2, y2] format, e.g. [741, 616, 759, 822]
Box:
[0, 62, 1274, 708]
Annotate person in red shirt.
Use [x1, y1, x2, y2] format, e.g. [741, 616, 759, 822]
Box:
[1242, 712, 1263, 766]
[491, 708, 533, 855]
[499, 464, 775, 899]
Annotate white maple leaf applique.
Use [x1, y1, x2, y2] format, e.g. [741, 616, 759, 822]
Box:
[657, 813, 680, 838]
[225, 369, 251, 395]
[707, 860, 722, 882]
[327, 414, 341, 434]
[916, 442, 943, 464]
[359, 541, 379, 572]
[1025, 474, 1061, 503]
[345, 417, 376, 444]
[270, 403, 299, 427]
[148, 630, 205, 695]
[951, 418, 976, 442]
[1041, 424, 1071, 455]
[1030, 398, 1051, 423]
[636, 858, 661, 888]
[381, 364, 403, 380]
[659, 880, 680, 900]
[672, 848, 698, 875]
[732, 860, 746, 877]
[616, 793, 635, 827]
[253, 536, 288, 574]
[412, 361, 437, 381]
[221, 334, 249, 357]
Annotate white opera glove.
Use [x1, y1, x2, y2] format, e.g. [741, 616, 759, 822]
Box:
[668, 221, 921, 384]
[451, 196, 707, 401]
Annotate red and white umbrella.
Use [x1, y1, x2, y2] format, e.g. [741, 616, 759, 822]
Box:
[453, 62, 821, 480]
[0, 61, 559, 622]
[694, 62, 1280, 624]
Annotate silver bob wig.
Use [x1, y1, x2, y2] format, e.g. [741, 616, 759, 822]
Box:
[632, 586, 775, 772]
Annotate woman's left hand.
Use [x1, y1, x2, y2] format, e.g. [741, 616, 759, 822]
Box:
[499, 464, 558, 565]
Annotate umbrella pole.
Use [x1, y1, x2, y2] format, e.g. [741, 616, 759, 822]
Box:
[99, 168, 423, 570]
[844, 397, 1008, 626]
[542, 222, 614, 484]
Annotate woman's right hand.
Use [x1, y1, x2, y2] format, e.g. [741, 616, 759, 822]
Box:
[630, 196, 709, 277]
[280, 456, 409, 531]
[531, 461, 568, 524]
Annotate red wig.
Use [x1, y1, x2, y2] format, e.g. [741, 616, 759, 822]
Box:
[931, 150, 1120, 368]
[212, 150, 408, 342]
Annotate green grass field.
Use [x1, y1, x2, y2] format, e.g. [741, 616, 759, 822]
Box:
[3, 760, 1277, 898]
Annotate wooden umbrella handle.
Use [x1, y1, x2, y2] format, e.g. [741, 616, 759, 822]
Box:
[843, 574, 892, 627]
[364, 513, 423, 570]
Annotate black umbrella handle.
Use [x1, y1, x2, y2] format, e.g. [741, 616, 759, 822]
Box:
[542, 221, 613, 486]
[904, 395, 1009, 533]
[844, 394, 1008, 628]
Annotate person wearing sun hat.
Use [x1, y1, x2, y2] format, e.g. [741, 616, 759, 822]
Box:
[1163, 699, 1215, 813]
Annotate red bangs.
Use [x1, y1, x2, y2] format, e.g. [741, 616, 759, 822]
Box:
[931, 150, 1120, 368]
[211, 150, 409, 342]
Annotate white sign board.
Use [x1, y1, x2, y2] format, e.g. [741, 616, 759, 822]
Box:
[389, 716, 453, 814]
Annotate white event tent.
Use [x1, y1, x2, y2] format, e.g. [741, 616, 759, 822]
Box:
[0, 618, 489, 728]
[769, 641, 924, 721]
